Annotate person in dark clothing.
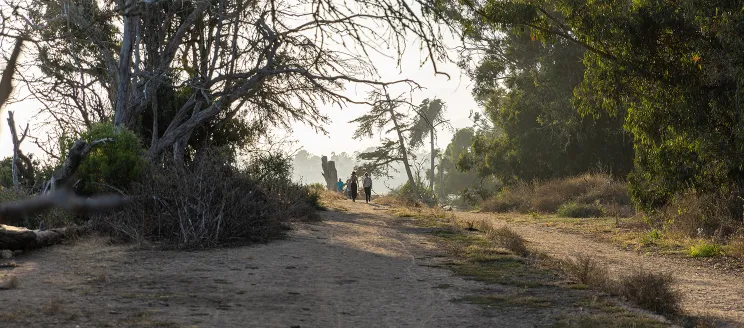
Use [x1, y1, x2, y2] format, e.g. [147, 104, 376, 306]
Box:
[349, 171, 358, 202]
[363, 173, 372, 203]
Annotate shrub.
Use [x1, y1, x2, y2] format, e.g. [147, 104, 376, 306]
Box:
[615, 270, 681, 316]
[686, 242, 724, 258]
[480, 173, 633, 217]
[96, 149, 319, 248]
[486, 225, 529, 256]
[561, 254, 609, 287]
[660, 190, 741, 238]
[64, 123, 147, 195]
[556, 202, 604, 218]
[725, 235, 744, 260]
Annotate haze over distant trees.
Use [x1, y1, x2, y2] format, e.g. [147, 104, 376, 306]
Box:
[291, 147, 431, 192]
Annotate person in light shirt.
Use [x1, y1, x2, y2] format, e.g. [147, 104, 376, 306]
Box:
[362, 173, 373, 203]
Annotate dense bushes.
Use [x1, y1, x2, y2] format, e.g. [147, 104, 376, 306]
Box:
[480, 173, 633, 217]
[95, 149, 320, 248]
[63, 123, 148, 195]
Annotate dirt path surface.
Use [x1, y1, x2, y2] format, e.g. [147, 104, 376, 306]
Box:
[455, 211, 744, 327]
[0, 202, 518, 328]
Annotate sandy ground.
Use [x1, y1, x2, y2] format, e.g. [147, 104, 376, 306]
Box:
[0, 202, 523, 328]
[455, 211, 744, 327]
[0, 198, 739, 327]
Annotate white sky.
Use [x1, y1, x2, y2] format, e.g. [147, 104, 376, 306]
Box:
[289, 35, 479, 157]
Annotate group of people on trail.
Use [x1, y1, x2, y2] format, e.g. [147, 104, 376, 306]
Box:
[336, 172, 373, 203]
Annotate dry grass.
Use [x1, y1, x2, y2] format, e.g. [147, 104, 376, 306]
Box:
[725, 235, 744, 260]
[478, 222, 530, 257]
[660, 190, 741, 239]
[614, 270, 681, 316]
[481, 173, 633, 217]
[561, 254, 609, 287]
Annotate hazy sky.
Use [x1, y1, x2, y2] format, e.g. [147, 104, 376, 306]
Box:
[290, 35, 479, 157]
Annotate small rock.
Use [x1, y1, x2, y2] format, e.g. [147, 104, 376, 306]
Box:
[442, 205, 453, 211]
[0, 250, 13, 259]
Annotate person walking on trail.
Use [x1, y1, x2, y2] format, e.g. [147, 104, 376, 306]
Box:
[363, 173, 373, 203]
[346, 177, 352, 198]
[337, 178, 345, 193]
[349, 171, 359, 202]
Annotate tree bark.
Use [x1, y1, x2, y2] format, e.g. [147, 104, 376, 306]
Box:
[385, 92, 418, 199]
[321, 156, 338, 191]
[0, 224, 88, 250]
[7, 111, 19, 189]
[114, 0, 137, 129]
[430, 129, 435, 192]
[43, 138, 112, 193]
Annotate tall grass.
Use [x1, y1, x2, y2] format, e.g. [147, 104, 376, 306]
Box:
[481, 173, 633, 217]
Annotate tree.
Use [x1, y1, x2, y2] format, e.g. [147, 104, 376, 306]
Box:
[448, 0, 744, 211]
[351, 89, 418, 198]
[13, 0, 452, 164]
[409, 98, 448, 192]
[457, 28, 633, 184]
[438, 128, 480, 197]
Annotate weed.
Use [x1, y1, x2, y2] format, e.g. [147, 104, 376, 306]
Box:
[725, 235, 744, 260]
[614, 270, 681, 316]
[686, 242, 723, 257]
[561, 254, 609, 287]
[486, 226, 530, 256]
[639, 229, 662, 246]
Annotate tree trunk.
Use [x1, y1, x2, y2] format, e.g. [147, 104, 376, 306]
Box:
[114, 0, 137, 129]
[321, 156, 338, 191]
[430, 129, 435, 192]
[0, 224, 88, 251]
[43, 138, 112, 193]
[386, 93, 418, 198]
[7, 111, 19, 189]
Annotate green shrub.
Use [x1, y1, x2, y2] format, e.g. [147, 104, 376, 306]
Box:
[686, 242, 724, 258]
[557, 202, 604, 218]
[63, 123, 147, 195]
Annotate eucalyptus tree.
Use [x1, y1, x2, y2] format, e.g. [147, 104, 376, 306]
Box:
[409, 98, 448, 192]
[9, 0, 453, 163]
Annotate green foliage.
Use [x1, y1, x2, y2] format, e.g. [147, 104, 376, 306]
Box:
[452, 0, 744, 220]
[459, 29, 633, 185]
[68, 123, 147, 195]
[556, 202, 604, 218]
[686, 242, 724, 258]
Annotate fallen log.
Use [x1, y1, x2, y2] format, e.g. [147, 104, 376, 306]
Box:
[0, 224, 87, 251]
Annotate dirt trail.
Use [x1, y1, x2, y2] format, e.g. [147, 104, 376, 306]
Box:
[455, 211, 744, 327]
[0, 202, 515, 328]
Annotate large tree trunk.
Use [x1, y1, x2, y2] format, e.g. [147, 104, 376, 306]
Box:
[0, 224, 88, 250]
[386, 93, 418, 198]
[113, 0, 137, 129]
[321, 156, 338, 191]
